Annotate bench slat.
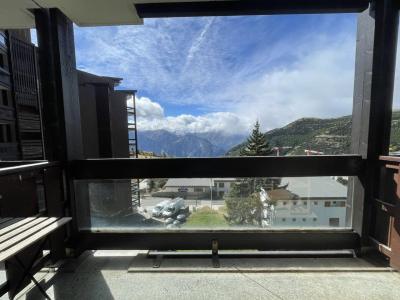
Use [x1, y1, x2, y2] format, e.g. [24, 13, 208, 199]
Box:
[0, 218, 49, 243]
[0, 218, 13, 225]
[0, 217, 71, 262]
[0, 217, 58, 253]
[0, 218, 19, 231]
[0, 218, 34, 235]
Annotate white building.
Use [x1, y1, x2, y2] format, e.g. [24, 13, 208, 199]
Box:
[267, 177, 348, 228]
[162, 178, 236, 199]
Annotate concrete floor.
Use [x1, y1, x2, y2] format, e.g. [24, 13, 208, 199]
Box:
[12, 250, 400, 300]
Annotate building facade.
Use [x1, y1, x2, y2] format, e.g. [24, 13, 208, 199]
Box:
[0, 30, 43, 161]
[157, 178, 236, 199]
[267, 177, 348, 228]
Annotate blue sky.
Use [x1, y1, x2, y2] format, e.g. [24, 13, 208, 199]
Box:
[35, 13, 400, 135]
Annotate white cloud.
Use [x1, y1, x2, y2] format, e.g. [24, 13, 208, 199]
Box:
[134, 96, 164, 120]
[134, 96, 250, 135]
[230, 34, 356, 131]
[75, 15, 359, 134]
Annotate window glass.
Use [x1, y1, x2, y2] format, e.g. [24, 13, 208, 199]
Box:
[391, 29, 400, 154]
[74, 14, 357, 158]
[75, 176, 353, 230]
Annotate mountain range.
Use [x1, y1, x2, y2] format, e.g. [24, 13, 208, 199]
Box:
[136, 130, 245, 157]
[228, 110, 400, 156]
[135, 111, 400, 157]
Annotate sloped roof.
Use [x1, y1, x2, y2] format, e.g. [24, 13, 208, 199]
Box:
[165, 178, 235, 187]
[78, 70, 122, 88]
[279, 177, 347, 199]
[267, 189, 296, 201]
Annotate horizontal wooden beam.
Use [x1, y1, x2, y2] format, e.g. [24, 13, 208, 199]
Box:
[78, 230, 360, 251]
[135, 0, 369, 18]
[70, 155, 364, 179]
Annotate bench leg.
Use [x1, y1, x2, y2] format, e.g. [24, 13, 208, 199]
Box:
[14, 256, 51, 299]
[11, 239, 51, 299]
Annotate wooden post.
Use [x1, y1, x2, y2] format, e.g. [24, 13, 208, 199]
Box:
[34, 8, 83, 161]
[34, 8, 83, 256]
[351, 0, 399, 252]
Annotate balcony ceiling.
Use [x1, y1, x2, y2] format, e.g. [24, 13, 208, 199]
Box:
[0, 0, 212, 28]
[0, 0, 370, 29]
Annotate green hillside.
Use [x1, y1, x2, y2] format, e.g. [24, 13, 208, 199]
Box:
[227, 111, 400, 156]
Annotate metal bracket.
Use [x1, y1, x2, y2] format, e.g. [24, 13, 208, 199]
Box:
[153, 254, 163, 268]
[212, 239, 220, 268]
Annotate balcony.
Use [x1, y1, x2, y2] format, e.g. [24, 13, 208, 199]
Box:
[0, 0, 400, 299]
[5, 249, 398, 300]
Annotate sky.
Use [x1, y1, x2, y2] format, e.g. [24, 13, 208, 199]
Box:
[32, 14, 400, 136]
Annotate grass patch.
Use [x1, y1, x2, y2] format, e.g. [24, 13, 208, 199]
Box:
[184, 207, 228, 228]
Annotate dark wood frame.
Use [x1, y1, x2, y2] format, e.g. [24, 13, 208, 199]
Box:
[71, 155, 363, 179]
[135, 0, 370, 17]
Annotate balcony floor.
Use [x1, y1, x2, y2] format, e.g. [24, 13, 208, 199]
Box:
[12, 250, 400, 300]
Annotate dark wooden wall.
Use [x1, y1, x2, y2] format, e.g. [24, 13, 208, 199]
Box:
[110, 91, 129, 158]
[78, 84, 100, 158]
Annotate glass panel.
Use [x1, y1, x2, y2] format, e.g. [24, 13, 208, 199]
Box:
[0, 33, 5, 48]
[75, 176, 352, 230]
[74, 14, 357, 158]
[390, 27, 400, 154]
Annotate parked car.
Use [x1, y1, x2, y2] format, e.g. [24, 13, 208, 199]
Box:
[176, 214, 187, 222]
[178, 206, 190, 214]
[162, 198, 185, 218]
[152, 200, 171, 217]
[165, 217, 175, 225]
[173, 220, 181, 226]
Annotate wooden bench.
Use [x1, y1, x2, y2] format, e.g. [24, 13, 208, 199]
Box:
[0, 217, 71, 299]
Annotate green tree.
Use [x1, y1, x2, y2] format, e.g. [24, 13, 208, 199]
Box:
[148, 179, 156, 192]
[240, 121, 272, 156]
[224, 180, 263, 226]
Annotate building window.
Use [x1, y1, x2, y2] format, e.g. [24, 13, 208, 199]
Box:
[293, 201, 297, 205]
[292, 218, 296, 222]
[0, 124, 12, 143]
[218, 182, 224, 188]
[314, 201, 318, 206]
[326, 201, 347, 207]
[194, 187, 203, 192]
[282, 218, 286, 222]
[0, 90, 9, 106]
[283, 202, 287, 206]
[0, 34, 5, 48]
[313, 218, 317, 222]
[302, 218, 306, 222]
[303, 201, 307, 206]
[329, 218, 340, 227]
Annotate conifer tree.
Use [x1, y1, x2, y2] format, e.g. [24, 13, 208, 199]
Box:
[240, 121, 272, 156]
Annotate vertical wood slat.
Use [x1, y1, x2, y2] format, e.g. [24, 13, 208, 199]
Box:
[8, 34, 43, 160]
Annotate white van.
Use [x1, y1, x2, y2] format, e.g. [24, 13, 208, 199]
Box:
[162, 198, 185, 218]
[152, 200, 171, 217]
